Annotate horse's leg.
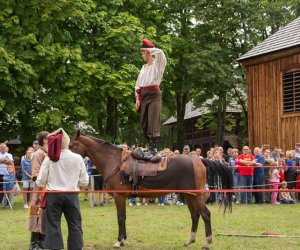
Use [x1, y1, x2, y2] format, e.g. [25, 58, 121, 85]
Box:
[113, 194, 127, 248]
[200, 203, 212, 250]
[184, 195, 200, 247]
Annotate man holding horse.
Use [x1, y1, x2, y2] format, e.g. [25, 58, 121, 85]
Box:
[135, 38, 167, 159]
[36, 128, 89, 250]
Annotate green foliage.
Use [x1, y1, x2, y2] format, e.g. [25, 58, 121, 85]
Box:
[225, 114, 237, 132]
[2, 195, 300, 249]
[196, 114, 217, 132]
[0, 0, 299, 147]
[196, 113, 237, 133]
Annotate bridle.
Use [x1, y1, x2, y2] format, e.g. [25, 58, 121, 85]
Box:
[70, 136, 131, 187]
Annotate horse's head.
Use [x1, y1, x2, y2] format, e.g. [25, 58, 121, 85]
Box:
[69, 130, 87, 157]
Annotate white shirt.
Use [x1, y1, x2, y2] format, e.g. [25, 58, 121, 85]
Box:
[0, 152, 14, 175]
[270, 169, 279, 182]
[135, 48, 167, 95]
[36, 149, 89, 191]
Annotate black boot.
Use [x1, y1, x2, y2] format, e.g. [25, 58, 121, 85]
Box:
[37, 233, 45, 249]
[144, 138, 161, 162]
[144, 138, 157, 160]
[149, 137, 158, 155]
[29, 232, 39, 250]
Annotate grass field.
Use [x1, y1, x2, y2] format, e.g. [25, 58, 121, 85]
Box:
[1, 194, 300, 250]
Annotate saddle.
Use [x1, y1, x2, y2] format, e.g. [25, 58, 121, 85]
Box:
[121, 152, 169, 188]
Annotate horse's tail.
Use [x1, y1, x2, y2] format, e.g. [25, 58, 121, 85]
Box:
[201, 159, 233, 214]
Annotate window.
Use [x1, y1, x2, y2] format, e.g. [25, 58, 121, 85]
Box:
[283, 70, 300, 113]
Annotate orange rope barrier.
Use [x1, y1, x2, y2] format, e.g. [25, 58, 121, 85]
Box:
[1, 189, 300, 194]
[6, 165, 300, 169]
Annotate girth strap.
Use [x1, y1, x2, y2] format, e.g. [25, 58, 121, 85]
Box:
[132, 159, 139, 192]
[103, 154, 131, 187]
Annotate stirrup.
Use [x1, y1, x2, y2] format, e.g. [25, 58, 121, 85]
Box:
[143, 151, 155, 160]
[149, 153, 162, 163]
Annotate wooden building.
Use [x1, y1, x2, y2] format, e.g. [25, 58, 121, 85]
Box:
[238, 17, 300, 150]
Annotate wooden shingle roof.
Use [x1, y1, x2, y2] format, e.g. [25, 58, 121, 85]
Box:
[238, 16, 300, 62]
[163, 98, 243, 125]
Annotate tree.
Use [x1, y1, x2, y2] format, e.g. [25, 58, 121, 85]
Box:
[0, 0, 96, 144]
[190, 0, 299, 146]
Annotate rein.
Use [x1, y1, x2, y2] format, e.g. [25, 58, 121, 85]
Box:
[72, 136, 131, 187]
[103, 150, 131, 186]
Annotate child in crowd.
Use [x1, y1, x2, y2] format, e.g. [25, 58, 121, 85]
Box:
[278, 158, 285, 183]
[2, 165, 15, 209]
[269, 166, 280, 205]
[263, 148, 276, 203]
[21, 149, 34, 208]
[279, 181, 296, 204]
[90, 162, 104, 207]
[284, 151, 296, 191]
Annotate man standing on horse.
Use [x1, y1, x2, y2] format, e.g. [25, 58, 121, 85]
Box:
[135, 38, 167, 159]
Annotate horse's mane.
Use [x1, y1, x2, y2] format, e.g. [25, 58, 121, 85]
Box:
[81, 133, 122, 152]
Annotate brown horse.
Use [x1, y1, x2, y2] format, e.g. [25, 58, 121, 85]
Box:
[70, 131, 233, 249]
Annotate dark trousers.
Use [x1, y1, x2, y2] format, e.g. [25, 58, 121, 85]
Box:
[140, 90, 162, 139]
[45, 193, 83, 250]
[253, 173, 264, 203]
[0, 175, 3, 203]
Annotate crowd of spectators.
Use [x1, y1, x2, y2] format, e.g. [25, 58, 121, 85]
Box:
[121, 142, 300, 206]
[1, 139, 300, 209]
[204, 143, 300, 205]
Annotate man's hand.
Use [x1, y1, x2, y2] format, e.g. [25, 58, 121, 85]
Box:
[135, 95, 141, 112]
[0, 159, 13, 165]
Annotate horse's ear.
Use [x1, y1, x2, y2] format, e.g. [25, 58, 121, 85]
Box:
[75, 129, 81, 138]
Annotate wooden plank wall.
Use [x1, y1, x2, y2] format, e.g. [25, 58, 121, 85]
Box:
[247, 53, 300, 151]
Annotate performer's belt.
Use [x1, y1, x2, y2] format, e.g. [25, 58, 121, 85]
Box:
[136, 85, 160, 94]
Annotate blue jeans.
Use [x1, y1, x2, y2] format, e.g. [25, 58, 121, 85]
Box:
[233, 173, 240, 202]
[253, 173, 264, 203]
[158, 196, 165, 204]
[280, 199, 296, 204]
[130, 197, 137, 204]
[240, 175, 253, 204]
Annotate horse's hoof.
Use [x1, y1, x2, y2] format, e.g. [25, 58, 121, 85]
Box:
[201, 247, 209, 250]
[207, 235, 212, 244]
[183, 240, 195, 247]
[113, 240, 124, 248]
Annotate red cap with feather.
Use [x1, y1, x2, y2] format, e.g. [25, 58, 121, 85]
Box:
[142, 38, 155, 48]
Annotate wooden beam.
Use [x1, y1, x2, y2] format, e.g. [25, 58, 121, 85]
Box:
[239, 46, 300, 67]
